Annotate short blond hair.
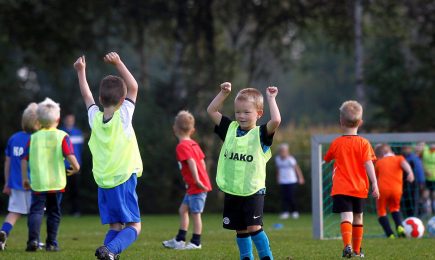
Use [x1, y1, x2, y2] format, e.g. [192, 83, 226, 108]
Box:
[22, 102, 39, 133]
[37, 97, 60, 128]
[235, 88, 264, 110]
[339, 100, 363, 127]
[174, 110, 195, 134]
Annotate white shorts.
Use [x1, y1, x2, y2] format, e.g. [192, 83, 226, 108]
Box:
[8, 189, 32, 214]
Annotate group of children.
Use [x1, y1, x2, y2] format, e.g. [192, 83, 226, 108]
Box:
[0, 51, 429, 259]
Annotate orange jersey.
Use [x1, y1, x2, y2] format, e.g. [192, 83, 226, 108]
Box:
[324, 135, 376, 198]
[375, 155, 405, 193]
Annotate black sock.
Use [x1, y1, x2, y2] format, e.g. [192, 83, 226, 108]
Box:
[190, 233, 201, 246]
[391, 211, 403, 229]
[378, 216, 394, 237]
[175, 229, 187, 242]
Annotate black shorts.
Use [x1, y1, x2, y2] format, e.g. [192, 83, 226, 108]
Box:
[223, 193, 264, 230]
[332, 195, 365, 213]
[426, 181, 435, 191]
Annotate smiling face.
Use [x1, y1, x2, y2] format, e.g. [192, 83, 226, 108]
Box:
[234, 99, 263, 130]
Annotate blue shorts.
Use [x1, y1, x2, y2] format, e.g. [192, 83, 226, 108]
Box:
[182, 192, 207, 213]
[98, 174, 141, 224]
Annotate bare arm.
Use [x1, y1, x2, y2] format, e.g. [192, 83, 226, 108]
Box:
[265, 87, 281, 135]
[3, 157, 11, 195]
[66, 154, 80, 176]
[295, 164, 305, 185]
[74, 56, 95, 108]
[207, 82, 231, 126]
[187, 158, 208, 191]
[104, 52, 138, 103]
[21, 159, 30, 190]
[401, 160, 415, 183]
[365, 160, 379, 199]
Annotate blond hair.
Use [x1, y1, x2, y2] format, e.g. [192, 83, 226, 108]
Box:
[37, 97, 60, 128]
[22, 102, 39, 133]
[339, 100, 363, 127]
[174, 110, 195, 134]
[235, 88, 264, 110]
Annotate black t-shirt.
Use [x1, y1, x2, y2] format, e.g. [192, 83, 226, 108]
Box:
[214, 116, 274, 150]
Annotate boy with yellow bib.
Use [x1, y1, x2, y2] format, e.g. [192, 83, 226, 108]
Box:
[207, 82, 281, 260]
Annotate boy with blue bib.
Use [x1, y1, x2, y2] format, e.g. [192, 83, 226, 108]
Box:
[74, 53, 143, 260]
[0, 103, 39, 250]
[207, 82, 281, 260]
[21, 98, 80, 252]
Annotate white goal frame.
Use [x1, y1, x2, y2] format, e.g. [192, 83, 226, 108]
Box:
[311, 132, 435, 239]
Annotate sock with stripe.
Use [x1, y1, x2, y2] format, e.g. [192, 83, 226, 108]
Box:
[352, 224, 363, 254]
[340, 221, 352, 247]
[104, 229, 120, 246]
[106, 226, 138, 254]
[1, 222, 13, 236]
[378, 216, 394, 237]
[251, 229, 273, 260]
[236, 233, 254, 260]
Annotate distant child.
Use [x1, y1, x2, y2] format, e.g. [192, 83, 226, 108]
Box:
[162, 111, 212, 250]
[374, 144, 414, 238]
[324, 100, 379, 258]
[422, 144, 435, 213]
[21, 98, 80, 252]
[74, 53, 143, 260]
[207, 82, 281, 260]
[275, 143, 305, 220]
[0, 103, 39, 250]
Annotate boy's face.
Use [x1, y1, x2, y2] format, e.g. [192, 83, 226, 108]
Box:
[234, 100, 262, 130]
[279, 147, 289, 157]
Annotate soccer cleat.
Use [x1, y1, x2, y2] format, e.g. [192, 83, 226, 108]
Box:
[397, 225, 406, 238]
[46, 244, 60, 252]
[0, 231, 7, 250]
[25, 240, 39, 252]
[279, 212, 290, 220]
[162, 238, 185, 249]
[291, 212, 300, 219]
[353, 248, 365, 258]
[342, 244, 352, 258]
[181, 242, 202, 250]
[388, 234, 396, 239]
[95, 246, 119, 260]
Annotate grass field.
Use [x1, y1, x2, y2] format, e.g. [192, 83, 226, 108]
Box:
[0, 214, 433, 259]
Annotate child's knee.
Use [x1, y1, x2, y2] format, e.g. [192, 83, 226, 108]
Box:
[127, 222, 141, 234]
[247, 225, 262, 233]
[353, 213, 363, 224]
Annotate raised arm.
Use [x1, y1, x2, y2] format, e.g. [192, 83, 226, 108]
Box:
[207, 82, 231, 126]
[401, 160, 415, 183]
[265, 86, 281, 135]
[74, 56, 95, 108]
[104, 52, 138, 103]
[3, 156, 11, 195]
[365, 160, 379, 199]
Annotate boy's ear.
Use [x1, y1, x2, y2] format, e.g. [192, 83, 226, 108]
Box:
[257, 110, 264, 118]
[191, 128, 196, 135]
[358, 119, 364, 127]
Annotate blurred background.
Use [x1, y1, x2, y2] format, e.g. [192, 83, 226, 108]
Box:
[0, 0, 434, 215]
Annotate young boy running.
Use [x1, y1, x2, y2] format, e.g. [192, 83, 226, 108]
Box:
[21, 98, 80, 252]
[374, 144, 414, 238]
[324, 100, 379, 258]
[74, 53, 143, 260]
[207, 82, 281, 260]
[0, 103, 39, 250]
[163, 110, 212, 250]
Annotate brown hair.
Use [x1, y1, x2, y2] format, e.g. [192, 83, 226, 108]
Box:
[235, 88, 264, 110]
[22, 102, 39, 133]
[374, 143, 391, 158]
[339, 100, 363, 127]
[99, 75, 127, 107]
[174, 110, 195, 134]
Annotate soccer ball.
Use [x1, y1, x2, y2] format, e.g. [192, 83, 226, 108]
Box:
[427, 216, 435, 236]
[402, 217, 425, 238]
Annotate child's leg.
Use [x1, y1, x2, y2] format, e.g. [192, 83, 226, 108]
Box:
[1, 212, 21, 236]
[236, 230, 254, 260]
[352, 213, 363, 254]
[249, 225, 273, 260]
[288, 183, 297, 213]
[176, 203, 189, 242]
[45, 192, 62, 246]
[104, 223, 122, 245]
[188, 192, 207, 246]
[377, 195, 394, 237]
[106, 222, 140, 254]
[190, 213, 202, 246]
[340, 212, 353, 247]
[27, 194, 46, 244]
[280, 184, 290, 213]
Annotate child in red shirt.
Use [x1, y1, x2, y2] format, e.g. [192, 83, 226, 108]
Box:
[163, 111, 212, 250]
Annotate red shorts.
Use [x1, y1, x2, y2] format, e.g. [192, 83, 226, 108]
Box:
[376, 189, 402, 216]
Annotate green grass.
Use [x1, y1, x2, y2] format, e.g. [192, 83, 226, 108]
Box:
[0, 214, 433, 259]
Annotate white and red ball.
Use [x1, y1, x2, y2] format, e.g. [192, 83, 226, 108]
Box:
[402, 217, 425, 238]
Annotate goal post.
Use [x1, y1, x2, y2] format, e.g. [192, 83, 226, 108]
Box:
[311, 132, 435, 240]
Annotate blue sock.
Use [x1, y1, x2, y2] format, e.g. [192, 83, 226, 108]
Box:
[1, 222, 13, 236]
[104, 229, 120, 246]
[106, 226, 138, 254]
[236, 233, 254, 260]
[251, 229, 273, 260]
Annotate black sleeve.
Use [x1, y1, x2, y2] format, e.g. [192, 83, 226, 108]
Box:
[214, 116, 232, 141]
[260, 124, 274, 147]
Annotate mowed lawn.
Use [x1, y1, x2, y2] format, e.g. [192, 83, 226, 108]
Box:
[0, 214, 433, 259]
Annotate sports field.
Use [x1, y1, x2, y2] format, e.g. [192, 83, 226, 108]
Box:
[0, 214, 433, 259]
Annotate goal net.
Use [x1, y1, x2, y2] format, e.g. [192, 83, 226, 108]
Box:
[311, 132, 435, 239]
